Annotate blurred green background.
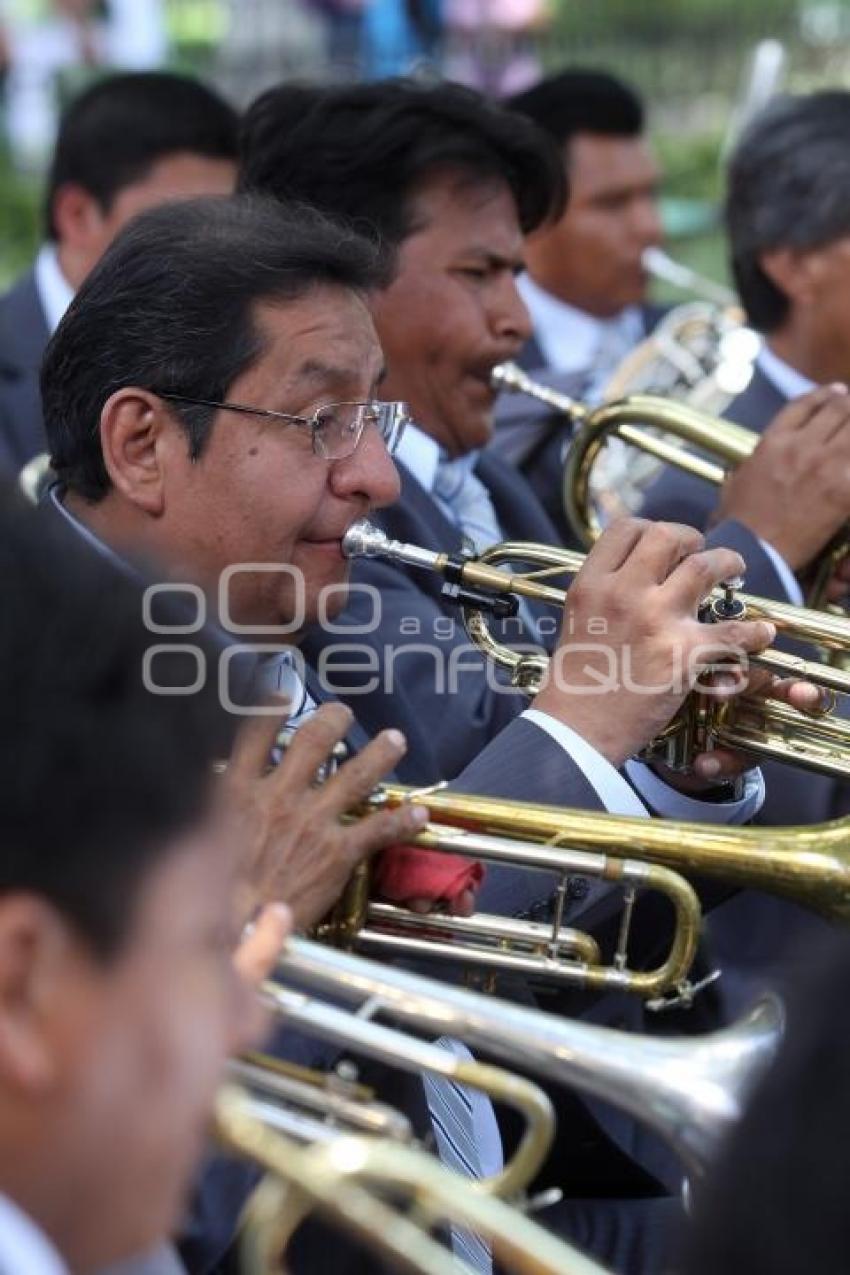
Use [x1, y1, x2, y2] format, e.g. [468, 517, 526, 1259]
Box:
[2, 0, 849, 292]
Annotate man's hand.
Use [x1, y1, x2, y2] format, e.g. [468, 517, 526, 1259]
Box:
[825, 551, 850, 605]
[234, 903, 292, 988]
[224, 701, 429, 931]
[534, 518, 776, 768]
[654, 666, 827, 789]
[715, 384, 850, 572]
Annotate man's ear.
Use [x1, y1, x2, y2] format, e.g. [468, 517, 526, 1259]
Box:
[50, 183, 106, 252]
[0, 897, 80, 1094]
[100, 389, 177, 516]
[759, 246, 820, 309]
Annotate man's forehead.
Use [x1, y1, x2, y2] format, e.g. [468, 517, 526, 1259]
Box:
[255, 292, 381, 363]
[568, 133, 659, 192]
[403, 172, 524, 251]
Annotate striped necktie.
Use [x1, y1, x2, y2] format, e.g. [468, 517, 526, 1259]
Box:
[422, 1038, 503, 1272]
[259, 652, 504, 1271]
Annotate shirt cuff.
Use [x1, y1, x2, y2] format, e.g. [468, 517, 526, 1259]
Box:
[521, 708, 649, 817]
[623, 760, 765, 825]
[758, 538, 804, 606]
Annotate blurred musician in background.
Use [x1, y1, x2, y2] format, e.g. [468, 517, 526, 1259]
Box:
[642, 90, 850, 541]
[0, 70, 239, 474]
[507, 70, 664, 393]
[638, 91, 850, 1011]
[0, 489, 280, 1275]
[490, 70, 665, 543]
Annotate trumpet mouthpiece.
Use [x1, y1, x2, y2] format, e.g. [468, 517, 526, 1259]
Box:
[341, 519, 389, 560]
[491, 362, 527, 393]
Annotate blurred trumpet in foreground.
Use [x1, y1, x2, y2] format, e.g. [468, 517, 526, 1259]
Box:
[250, 976, 555, 1200]
[275, 936, 784, 1182]
[217, 1084, 610, 1275]
[343, 519, 850, 780]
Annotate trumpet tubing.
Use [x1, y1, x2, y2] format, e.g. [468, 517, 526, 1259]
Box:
[343, 519, 850, 780]
[217, 1085, 612, 1275]
[371, 782, 850, 922]
[492, 362, 847, 613]
[257, 976, 555, 1200]
[321, 819, 701, 1002]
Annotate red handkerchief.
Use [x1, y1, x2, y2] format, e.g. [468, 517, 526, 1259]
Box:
[374, 845, 485, 904]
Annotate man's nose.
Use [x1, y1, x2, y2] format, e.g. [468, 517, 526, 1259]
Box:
[633, 195, 664, 248]
[492, 273, 533, 348]
[330, 423, 402, 510]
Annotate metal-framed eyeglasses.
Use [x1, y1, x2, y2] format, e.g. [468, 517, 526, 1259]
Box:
[158, 394, 410, 461]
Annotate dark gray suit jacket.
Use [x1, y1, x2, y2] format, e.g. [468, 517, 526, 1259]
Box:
[0, 268, 50, 473]
[639, 363, 787, 531]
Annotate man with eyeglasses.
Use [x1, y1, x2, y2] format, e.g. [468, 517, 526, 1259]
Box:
[31, 164, 799, 1275]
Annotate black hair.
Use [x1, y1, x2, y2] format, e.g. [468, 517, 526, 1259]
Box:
[679, 932, 850, 1274]
[238, 77, 567, 247]
[42, 193, 389, 502]
[45, 70, 239, 239]
[507, 69, 644, 154]
[0, 484, 235, 958]
[725, 90, 850, 333]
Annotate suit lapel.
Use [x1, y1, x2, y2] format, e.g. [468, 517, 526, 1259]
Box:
[724, 364, 788, 434]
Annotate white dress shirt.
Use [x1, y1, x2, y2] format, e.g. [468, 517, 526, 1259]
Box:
[516, 273, 645, 390]
[395, 424, 764, 822]
[756, 343, 816, 402]
[0, 1193, 68, 1275]
[34, 243, 75, 335]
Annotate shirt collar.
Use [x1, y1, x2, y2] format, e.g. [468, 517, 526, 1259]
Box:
[34, 243, 75, 335]
[0, 1193, 69, 1275]
[394, 420, 481, 493]
[48, 485, 138, 575]
[756, 343, 817, 401]
[516, 273, 644, 376]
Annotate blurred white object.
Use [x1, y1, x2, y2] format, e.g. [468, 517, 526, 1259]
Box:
[105, 0, 167, 68]
[3, 0, 167, 169]
[722, 38, 787, 159]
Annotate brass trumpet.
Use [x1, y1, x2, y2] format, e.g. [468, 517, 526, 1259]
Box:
[320, 817, 701, 1003]
[217, 1084, 611, 1275]
[320, 777, 850, 1011]
[365, 783, 850, 924]
[491, 361, 848, 612]
[491, 360, 755, 547]
[342, 519, 850, 779]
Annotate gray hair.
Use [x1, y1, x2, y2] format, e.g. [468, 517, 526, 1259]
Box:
[725, 90, 850, 332]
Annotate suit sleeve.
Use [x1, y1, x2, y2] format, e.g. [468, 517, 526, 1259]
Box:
[306, 555, 528, 784]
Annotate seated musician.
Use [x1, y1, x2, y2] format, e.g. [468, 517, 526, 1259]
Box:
[0, 489, 289, 1275]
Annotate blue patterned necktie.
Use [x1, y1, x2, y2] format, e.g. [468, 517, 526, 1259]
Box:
[433, 452, 503, 554]
[434, 453, 539, 641]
